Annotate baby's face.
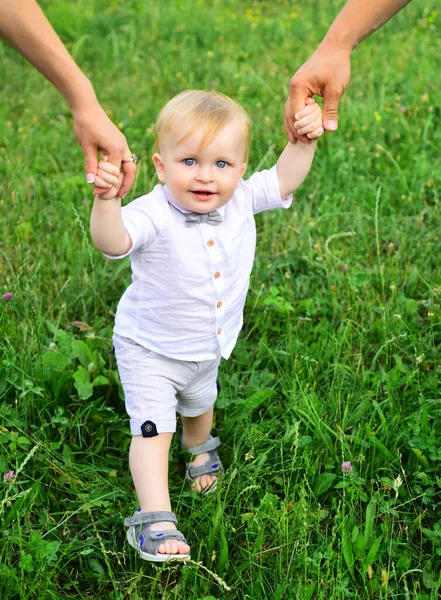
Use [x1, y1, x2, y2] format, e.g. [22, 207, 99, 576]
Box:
[153, 120, 247, 213]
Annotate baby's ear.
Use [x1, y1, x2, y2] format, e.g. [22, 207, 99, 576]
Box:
[152, 153, 166, 182]
[240, 162, 247, 178]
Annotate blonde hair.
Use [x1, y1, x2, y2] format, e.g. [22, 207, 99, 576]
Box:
[155, 90, 251, 161]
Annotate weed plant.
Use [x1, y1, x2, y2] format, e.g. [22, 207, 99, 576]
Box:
[1, 1, 440, 598]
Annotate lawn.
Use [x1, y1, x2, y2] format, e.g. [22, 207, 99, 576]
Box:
[1, 1, 440, 598]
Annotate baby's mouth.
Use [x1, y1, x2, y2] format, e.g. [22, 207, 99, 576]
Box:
[191, 190, 216, 198]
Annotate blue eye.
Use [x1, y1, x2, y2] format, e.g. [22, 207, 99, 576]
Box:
[216, 161, 228, 169]
[184, 158, 196, 166]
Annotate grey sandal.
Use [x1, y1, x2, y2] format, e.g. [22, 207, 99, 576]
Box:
[182, 435, 224, 495]
[124, 510, 190, 562]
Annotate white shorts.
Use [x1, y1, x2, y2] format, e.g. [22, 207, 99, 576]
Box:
[113, 334, 221, 436]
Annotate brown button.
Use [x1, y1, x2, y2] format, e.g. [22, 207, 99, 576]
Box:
[214, 272, 220, 279]
[217, 301, 222, 308]
[217, 328, 222, 335]
[207, 240, 215, 247]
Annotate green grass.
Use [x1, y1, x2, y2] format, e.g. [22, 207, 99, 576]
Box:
[1, 1, 441, 598]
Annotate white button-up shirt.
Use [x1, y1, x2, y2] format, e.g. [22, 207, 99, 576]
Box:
[107, 166, 292, 361]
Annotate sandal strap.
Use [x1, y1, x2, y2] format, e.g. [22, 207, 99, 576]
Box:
[125, 511, 188, 556]
[143, 529, 187, 545]
[140, 527, 187, 556]
[187, 450, 223, 479]
[124, 510, 177, 527]
[183, 435, 221, 456]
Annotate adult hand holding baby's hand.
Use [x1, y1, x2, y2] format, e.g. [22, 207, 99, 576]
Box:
[73, 103, 137, 197]
[94, 155, 124, 200]
[284, 44, 351, 142]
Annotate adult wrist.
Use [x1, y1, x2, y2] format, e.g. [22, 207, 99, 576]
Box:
[319, 31, 355, 55]
[64, 75, 98, 115]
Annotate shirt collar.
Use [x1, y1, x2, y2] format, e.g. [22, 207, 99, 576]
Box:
[164, 185, 226, 218]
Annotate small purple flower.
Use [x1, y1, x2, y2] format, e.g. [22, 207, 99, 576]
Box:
[400, 106, 407, 113]
[341, 264, 349, 272]
[2, 292, 13, 301]
[3, 470, 15, 482]
[210, 80, 217, 87]
[428, 82, 434, 89]
[341, 461, 353, 474]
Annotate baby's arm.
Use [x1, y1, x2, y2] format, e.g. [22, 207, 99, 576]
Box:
[277, 98, 323, 199]
[90, 157, 132, 255]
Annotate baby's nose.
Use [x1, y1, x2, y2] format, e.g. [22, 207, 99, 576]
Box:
[196, 165, 214, 181]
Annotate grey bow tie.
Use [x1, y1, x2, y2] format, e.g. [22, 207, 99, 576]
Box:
[185, 210, 223, 226]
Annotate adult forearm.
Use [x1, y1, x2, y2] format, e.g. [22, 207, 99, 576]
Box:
[90, 198, 132, 256]
[323, 0, 413, 52]
[0, 0, 97, 111]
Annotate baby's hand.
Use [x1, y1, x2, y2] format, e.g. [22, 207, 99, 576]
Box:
[94, 155, 124, 199]
[294, 98, 324, 140]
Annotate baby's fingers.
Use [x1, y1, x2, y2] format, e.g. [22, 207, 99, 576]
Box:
[294, 110, 320, 131]
[307, 126, 324, 140]
[294, 102, 318, 121]
[295, 116, 323, 136]
[98, 157, 120, 177]
[97, 166, 120, 187]
[94, 174, 113, 189]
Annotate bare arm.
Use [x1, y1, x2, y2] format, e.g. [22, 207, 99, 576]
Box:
[323, 0, 413, 50]
[285, 0, 413, 140]
[90, 197, 132, 256]
[0, 0, 136, 195]
[89, 157, 132, 255]
[276, 140, 318, 200]
[277, 99, 322, 199]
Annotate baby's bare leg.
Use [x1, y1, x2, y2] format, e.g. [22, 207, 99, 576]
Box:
[181, 406, 218, 492]
[129, 433, 190, 556]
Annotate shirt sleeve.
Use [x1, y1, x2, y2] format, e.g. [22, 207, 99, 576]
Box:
[241, 165, 293, 215]
[103, 195, 157, 260]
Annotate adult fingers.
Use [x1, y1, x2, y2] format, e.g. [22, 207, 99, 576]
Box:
[106, 138, 137, 198]
[284, 113, 310, 143]
[322, 85, 344, 131]
[83, 142, 98, 185]
[85, 144, 111, 194]
[285, 81, 313, 142]
[118, 160, 137, 198]
[106, 142, 126, 171]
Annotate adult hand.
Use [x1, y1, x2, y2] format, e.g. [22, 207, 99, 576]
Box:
[0, 0, 137, 197]
[72, 103, 137, 197]
[284, 43, 351, 142]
